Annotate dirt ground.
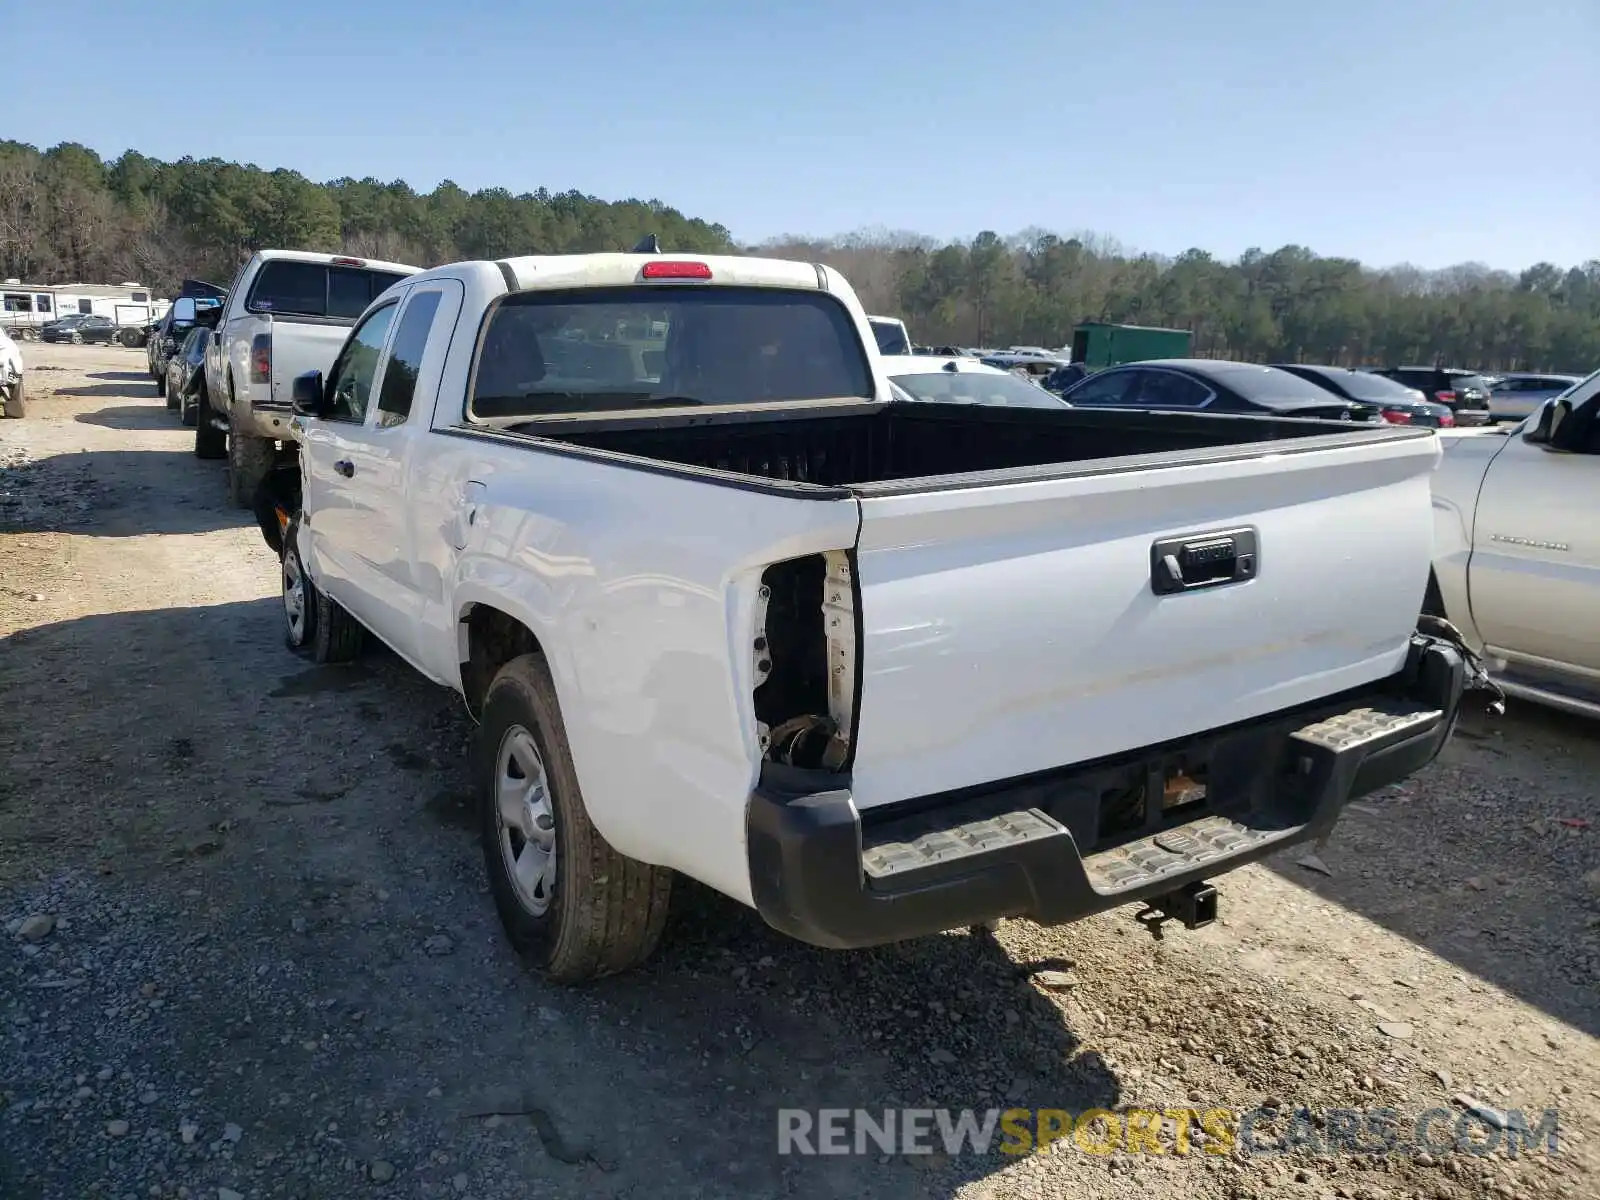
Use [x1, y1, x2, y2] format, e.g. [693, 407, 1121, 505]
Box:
[1, 342, 1596, 1200]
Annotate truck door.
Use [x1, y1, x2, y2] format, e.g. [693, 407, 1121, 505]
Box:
[1468, 385, 1600, 674]
[327, 280, 464, 657]
[300, 299, 400, 619]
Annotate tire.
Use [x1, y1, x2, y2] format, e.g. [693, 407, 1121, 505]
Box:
[477, 653, 672, 983]
[281, 519, 316, 653]
[158, 373, 170, 402]
[180, 388, 198, 427]
[226, 387, 276, 509]
[193, 384, 226, 459]
[2, 377, 24, 419]
[282, 518, 364, 663]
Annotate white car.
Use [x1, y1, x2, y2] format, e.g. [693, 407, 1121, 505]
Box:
[880, 354, 1068, 409]
[275, 249, 1474, 982]
[1429, 369, 1600, 717]
[0, 327, 23, 418]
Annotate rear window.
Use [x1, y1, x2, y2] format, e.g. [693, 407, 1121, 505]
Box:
[869, 319, 911, 356]
[469, 287, 874, 419]
[890, 368, 1067, 409]
[247, 261, 409, 320]
[1319, 370, 1420, 403]
[1216, 366, 1355, 405]
[1445, 372, 1491, 393]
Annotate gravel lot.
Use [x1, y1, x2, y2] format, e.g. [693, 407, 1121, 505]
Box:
[2, 342, 1597, 1200]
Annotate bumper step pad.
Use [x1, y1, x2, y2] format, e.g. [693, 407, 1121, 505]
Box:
[862, 805, 1061, 882]
[1084, 814, 1277, 893]
[1289, 703, 1441, 755]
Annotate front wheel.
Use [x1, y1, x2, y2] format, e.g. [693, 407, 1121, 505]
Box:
[1, 378, 24, 419]
[180, 388, 198, 427]
[158, 373, 170, 402]
[477, 654, 672, 983]
[281, 518, 364, 663]
[69, 331, 83, 345]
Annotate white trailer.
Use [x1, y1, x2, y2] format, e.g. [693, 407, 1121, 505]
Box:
[2, 280, 168, 340]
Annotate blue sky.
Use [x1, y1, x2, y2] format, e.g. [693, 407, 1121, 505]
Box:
[12, 0, 1596, 269]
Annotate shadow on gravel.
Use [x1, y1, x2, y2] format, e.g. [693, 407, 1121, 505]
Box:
[1262, 703, 1599, 1039]
[57, 383, 156, 400]
[87, 370, 151, 382]
[0, 448, 246, 537]
[1, 597, 1119, 1199]
[74, 402, 173, 429]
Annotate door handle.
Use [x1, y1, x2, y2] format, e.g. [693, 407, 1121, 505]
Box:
[334, 459, 355, 478]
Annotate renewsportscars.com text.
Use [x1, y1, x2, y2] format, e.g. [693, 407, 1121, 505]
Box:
[777, 1105, 1562, 1159]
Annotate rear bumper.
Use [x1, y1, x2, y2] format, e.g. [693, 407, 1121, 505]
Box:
[747, 633, 1466, 950]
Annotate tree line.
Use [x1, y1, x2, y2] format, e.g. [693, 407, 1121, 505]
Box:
[763, 231, 1600, 373]
[1, 141, 1594, 372]
[0, 141, 733, 297]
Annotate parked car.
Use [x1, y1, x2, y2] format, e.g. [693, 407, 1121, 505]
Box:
[1270, 364, 1455, 427]
[201, 250, 419, 506]
[980, 352, 1066, 381]
[0, 326, 24, 418]
[165, 327, 211, 426]
[1043, 362, 1093, 393]
[1368, 367, 1493, 426]
[1428, 368, 1600, 718]
[880, 354, 1070, 408]
[40, 314, 117, 345]
[1485, 372, 1583, 421]
[1060, 359, 1381, 422]
[272, 248, 1473, 983]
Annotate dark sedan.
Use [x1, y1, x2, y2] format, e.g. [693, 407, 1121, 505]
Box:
[164, 326, 211, 426]
[41, 314, 117, 345]
[1058, 358, 1381, 421]
[1367, 366, 1493, 425]
[1269, 364, 1456, 428]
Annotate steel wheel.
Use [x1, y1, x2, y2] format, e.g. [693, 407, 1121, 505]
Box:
[282, 547, 308, 645]
[495, 726, 557, 917]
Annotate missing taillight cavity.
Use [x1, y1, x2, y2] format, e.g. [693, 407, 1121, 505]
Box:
[753, 553, 854, 771]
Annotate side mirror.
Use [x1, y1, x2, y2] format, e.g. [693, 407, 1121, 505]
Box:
[291, 370, 326, 418]
[1523, 398, 1571, 446]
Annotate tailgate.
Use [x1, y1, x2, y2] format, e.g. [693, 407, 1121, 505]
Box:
[266, 319, 355, 407]
[846, 432, 1441, 810]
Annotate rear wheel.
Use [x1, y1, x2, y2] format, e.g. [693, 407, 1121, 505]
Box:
[226, 382, 276, 509]
[193, 385, 226, 459]
[477, 653, 672, 983]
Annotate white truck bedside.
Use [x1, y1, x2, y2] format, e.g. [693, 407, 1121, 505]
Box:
[272, 249, 1489, 982]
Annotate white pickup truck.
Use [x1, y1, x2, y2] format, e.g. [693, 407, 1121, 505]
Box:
[200, 250, 419, 506]
[1428, 369, 1600, 718]
[274, 249, 1481, 982]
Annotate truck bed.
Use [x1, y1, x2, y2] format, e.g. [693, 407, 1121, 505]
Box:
[512, 402, 1419, 493]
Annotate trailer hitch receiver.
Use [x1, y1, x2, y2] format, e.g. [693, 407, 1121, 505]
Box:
[1135, 881, 1218, 938]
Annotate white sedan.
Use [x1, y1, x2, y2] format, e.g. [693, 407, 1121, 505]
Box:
[882, 354, 1070, 409]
